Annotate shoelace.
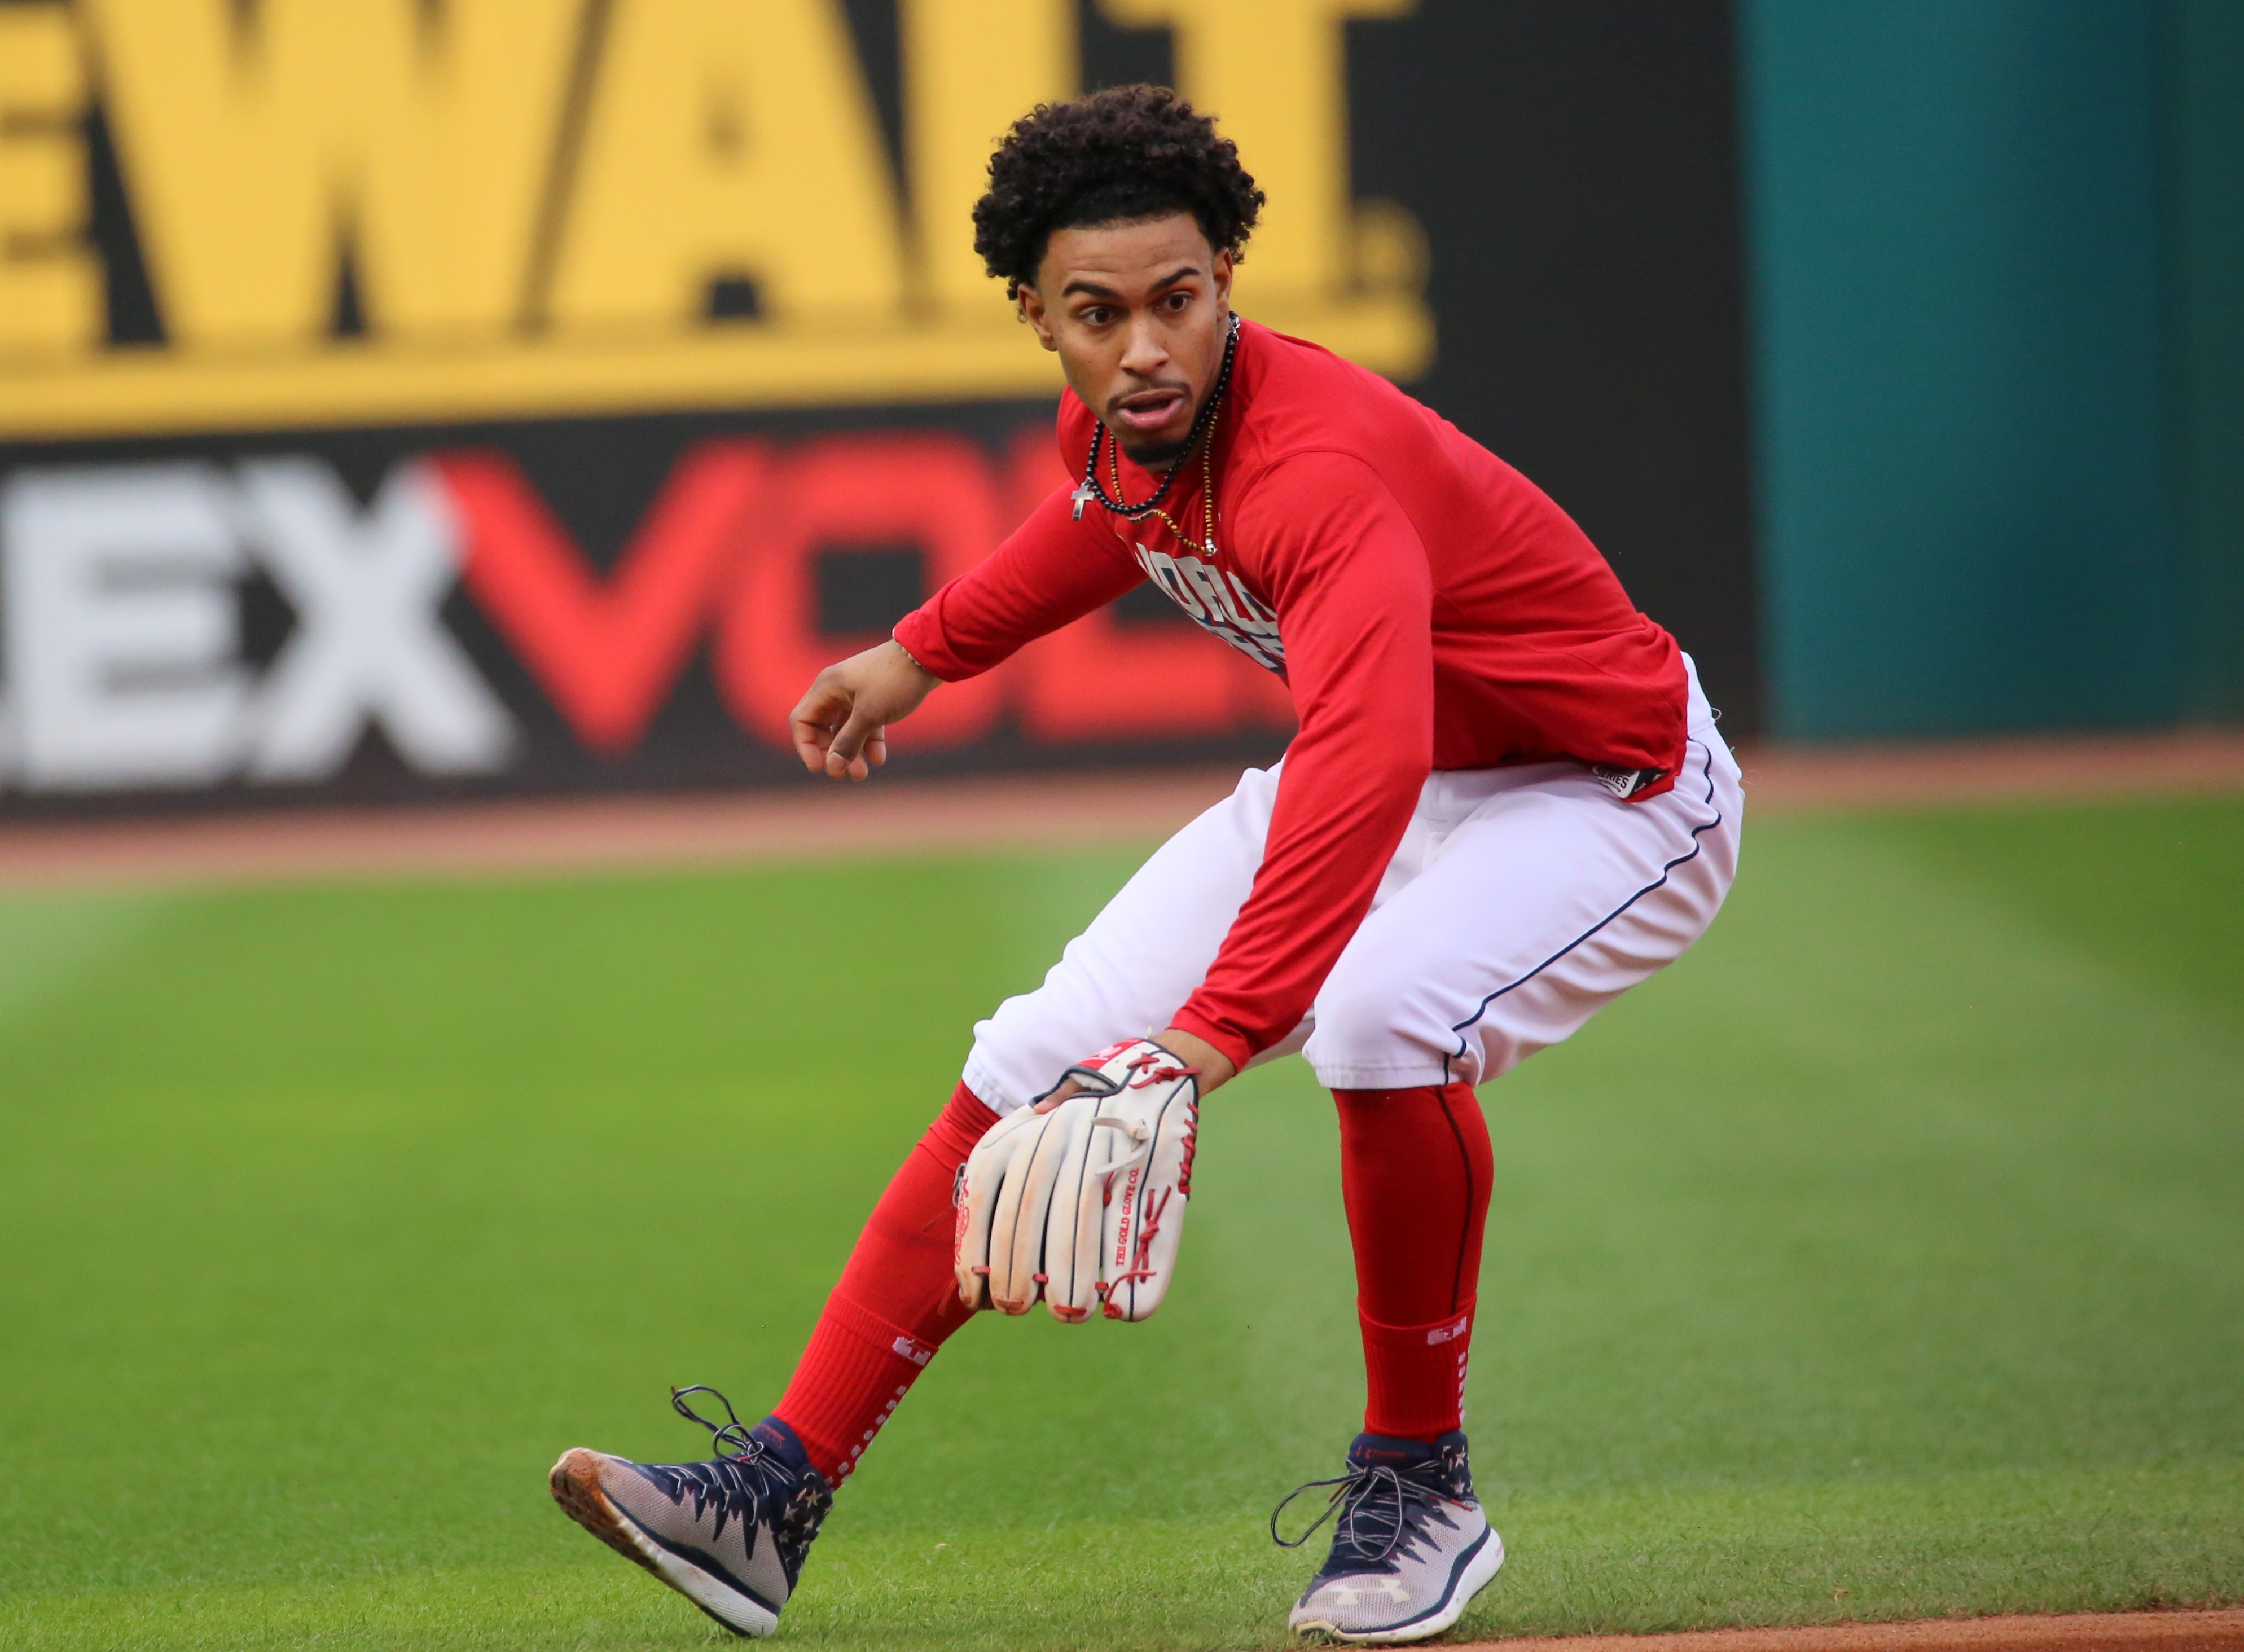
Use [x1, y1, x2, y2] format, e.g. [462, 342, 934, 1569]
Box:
[664, 1386, 802, 1519]
[1270, 1462, 1448, 1570]
[671, 1384, 764, 1460]
[656, 1385, 833, 1573]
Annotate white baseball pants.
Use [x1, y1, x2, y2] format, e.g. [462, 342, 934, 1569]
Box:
[962, 660, 1742, 1110]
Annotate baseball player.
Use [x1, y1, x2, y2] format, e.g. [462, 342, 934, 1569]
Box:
[551, 85, 1742, 1644]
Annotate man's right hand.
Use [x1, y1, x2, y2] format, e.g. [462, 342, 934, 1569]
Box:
[789, 640, 942, 780]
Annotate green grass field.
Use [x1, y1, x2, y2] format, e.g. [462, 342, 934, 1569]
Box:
[2, 794, 2240, 1650]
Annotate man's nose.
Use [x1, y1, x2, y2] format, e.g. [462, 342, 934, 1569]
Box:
[1119, 313, 1170, 375]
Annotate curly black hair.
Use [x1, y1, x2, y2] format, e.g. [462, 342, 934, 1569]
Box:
[973, 85, 1264, 298]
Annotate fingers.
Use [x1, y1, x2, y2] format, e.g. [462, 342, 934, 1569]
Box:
[792, 723, 837, 775]
[789, 677, 888, 781]
[789, 678, 850, 774]
[1033, 1077, 1086, 1115]
[790, 642, 934, 780]
[823, 708, 886, 781]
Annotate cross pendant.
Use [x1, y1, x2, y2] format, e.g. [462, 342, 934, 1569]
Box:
[1070, 482, 1096, 521]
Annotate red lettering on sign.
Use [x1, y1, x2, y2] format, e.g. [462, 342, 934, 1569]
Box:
[433, 428, 1283, 759]
[437, 443, 766, 753]
[714, 433, 1007, 750]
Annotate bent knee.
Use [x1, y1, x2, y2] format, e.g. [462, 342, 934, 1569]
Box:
[1305, 966, 1458, 1087]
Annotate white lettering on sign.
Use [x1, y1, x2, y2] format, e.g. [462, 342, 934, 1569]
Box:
[238, 459, 514, 781]
[2, 464, 247, 790]
[0, 457, 515, 793]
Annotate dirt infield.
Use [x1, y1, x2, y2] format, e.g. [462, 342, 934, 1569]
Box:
[1472, 1607, 2244, 1650]
[0, 728, 2238, 891]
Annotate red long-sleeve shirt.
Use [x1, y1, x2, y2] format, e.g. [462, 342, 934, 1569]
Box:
[893, 320, 1687, 1073]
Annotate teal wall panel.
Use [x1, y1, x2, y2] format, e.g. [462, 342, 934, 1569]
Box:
[1741, 2, 2180, 738]
[2172, 0, 2244, 722]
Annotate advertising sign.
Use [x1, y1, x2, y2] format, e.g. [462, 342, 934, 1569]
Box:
[0, 0, 1751, 812]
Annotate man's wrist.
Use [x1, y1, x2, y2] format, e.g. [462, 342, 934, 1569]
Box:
[1153, 1026, 1237, 1093]
[886, 635, 941, 684]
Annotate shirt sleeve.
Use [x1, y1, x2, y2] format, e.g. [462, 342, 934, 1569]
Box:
[892, 480, 1143, 681]
[1169, 452, 1435, 1071]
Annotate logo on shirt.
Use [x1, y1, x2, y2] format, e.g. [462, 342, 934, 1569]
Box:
[1133, 544, 1287, 674]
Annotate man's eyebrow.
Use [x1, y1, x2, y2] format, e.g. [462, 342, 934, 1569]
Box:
[1059, 265, 1204, 300]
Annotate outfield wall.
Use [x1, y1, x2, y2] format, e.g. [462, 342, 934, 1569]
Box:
[0, 1, 2235, 816]
[2170, 0, 2244, 726]
[1742, 0, 2244, 739]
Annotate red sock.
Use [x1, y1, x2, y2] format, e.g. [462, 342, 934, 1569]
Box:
[772, 1083, 995, 1484]
[1333, 1083, 1493, 1442]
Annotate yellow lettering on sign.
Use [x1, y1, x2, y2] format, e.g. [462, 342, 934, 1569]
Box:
[550, 0, 907, 331]
[902, 0, 1075, 320]
[0, 0, 1429, 434]
[81, 0, 579, 348]
[1100, 0, 1412, 305]
[0, 5, 101, 358]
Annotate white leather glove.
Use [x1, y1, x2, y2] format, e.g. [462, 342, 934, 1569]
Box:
[954, 1038, 1201, 1323]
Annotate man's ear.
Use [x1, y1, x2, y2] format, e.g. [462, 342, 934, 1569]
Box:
[1211, 247, 1235, 308]
[1016, 283, 1059, 352]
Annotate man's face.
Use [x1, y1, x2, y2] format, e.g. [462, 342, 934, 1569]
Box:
[1018, 213, 1235, 467]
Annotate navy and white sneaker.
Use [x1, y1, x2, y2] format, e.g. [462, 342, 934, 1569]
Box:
[1274, 1431, 1505, 1644]
[550, 1387, 832, 1638]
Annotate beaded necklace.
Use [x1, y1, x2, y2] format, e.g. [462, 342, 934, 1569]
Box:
[1069, 311, 1242, 559]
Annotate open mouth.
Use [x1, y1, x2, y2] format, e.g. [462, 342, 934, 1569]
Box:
[1111, 388, 1187, 434]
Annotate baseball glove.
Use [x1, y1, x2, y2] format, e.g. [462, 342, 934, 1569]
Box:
[954, 1038, 1201, 1323]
